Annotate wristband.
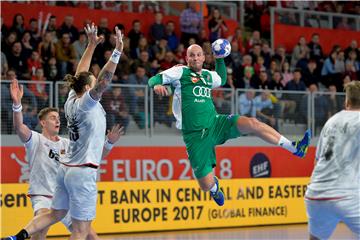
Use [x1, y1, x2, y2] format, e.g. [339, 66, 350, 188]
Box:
[110, 49, 121, 64]
[12, 103, 22, 112]
[104, 139, 114, 150]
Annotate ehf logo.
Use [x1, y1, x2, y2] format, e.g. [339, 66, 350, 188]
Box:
[250, 153, 271, 178]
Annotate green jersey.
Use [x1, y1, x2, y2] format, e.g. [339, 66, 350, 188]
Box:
[150, 61, 226, 131]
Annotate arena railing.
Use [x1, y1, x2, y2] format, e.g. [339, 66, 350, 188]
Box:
[311, 91, 345, 136]
[270, 7, 360, 50]
[2, 80, 347, 137]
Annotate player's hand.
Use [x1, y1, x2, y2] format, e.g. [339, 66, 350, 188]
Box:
[114, 26, 124, 53]
[154, 85, 170, 96]
[84, 23, 104, 46]
[107, 124, 125, 144]
[10, 79, 23, 105]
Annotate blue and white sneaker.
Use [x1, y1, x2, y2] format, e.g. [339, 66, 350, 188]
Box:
[2, 237, 17, 240]
[210, 177, 225, 206]
[293, 129, 311, 158]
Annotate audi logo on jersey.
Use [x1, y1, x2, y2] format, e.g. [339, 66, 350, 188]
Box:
[192, 86, 212, 98]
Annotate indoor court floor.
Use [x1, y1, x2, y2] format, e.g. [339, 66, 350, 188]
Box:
[51, 223, 357, 239]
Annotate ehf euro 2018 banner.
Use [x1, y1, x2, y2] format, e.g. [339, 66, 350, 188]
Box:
[1, 146, 315, 183]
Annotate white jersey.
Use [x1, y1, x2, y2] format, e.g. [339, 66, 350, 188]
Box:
[306, 110, 360, 198]
[63, 90, 106, 166]
[25, 131, 69, 196]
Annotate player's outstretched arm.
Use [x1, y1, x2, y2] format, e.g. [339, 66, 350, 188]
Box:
[102, 124, 124, 159]
[10, 79, 31, 142]
[75, 23, 104, 75]
[90, 26, 123, 101]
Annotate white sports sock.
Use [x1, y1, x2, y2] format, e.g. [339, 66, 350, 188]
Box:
[278, 135, 296, 153]
[210, 182, 218, 193]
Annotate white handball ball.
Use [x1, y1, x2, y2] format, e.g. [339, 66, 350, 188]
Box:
[211, 39, 231, 58]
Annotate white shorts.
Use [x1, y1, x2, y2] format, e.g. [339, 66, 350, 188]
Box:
[305, 195, 360, 239]
[51, 165, 98, 221]
[30, 195, 72, 231]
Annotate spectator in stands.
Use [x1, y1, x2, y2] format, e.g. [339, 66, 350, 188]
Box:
[300, 83, 328, 127]
[255, 91, 276, 129]
[208, 7, 228, 43]
[20, 31, 34, 60]
[57, 84, 69, 134]
[227, 27, 245, 54]
[261, 41, 272, 68]
[55, 33, 77, 78]
[128, 20, 144, 59]
[239, 89, 256, 117]
[303, 59, 321, 88]
[285, 68, 306, 91]
[38, 31, 56, 66]
[29, 68, 48, 109]
[252, 70, 272, 90]
[102, 87, 130, 132]
[160, 51, 177, 70]
[127, 65, 149, 128]
[272, 45, 288, 69]
[7, 41, 29, 79]
[27, 18, 41, 45]
[3, 31, 18, 58]
[345, 50, 360, 73]
[27, 51, 42, 77]
[345, 40, 359, 61]
[246, 30, 261, 53]
[1, 16, 9, 41]
[10, 13, 25, 38]
[131, 50, 151, 75]
[327, 84, 344, 118]
[72, 30, 87, 61]
[174, 43, 186, 64]
[308, 33, 323, 67]
[152, 37, 169, 62]
[321, 50, 338, 88]
[149, 59, 160, 76]
[291, 36, 310, 69]
[165, 20, 179, 52]
[239, 65, 254, 89]
[97, 17, 111, 42]
[150, 12, 166, 44]
[58, 15, 78, 42]
[197, 29, 209, 46]
[335, 50, 346, 74]
[269, 70, 285, 90]
[226, 41, 242, 72]
[180, 2, 203, 46]
[44, 57, 58, 82]
[1, 52, 9, 79]
[254, 56, 266, 76]
[344, 61, 358, 81]
[281, 61, 293, 87]
[250, 43, 262, 64]
[46, 15, 57, 32]
[133, 36, 152, 60]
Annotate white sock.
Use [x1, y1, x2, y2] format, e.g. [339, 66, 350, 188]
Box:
[210, 182, 218, 193]
[278, 135, 296, 153]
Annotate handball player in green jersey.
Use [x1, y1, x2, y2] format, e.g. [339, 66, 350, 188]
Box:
[148, 44, 311, 206]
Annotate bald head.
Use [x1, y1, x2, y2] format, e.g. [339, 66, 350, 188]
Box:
[186, 44, 205, 73]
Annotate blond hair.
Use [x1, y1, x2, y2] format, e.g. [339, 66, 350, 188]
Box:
[344, 81, 360, 108]
[38, 107, 59, 121]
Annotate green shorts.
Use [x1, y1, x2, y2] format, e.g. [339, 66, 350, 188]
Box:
[182, 114, 241, 179]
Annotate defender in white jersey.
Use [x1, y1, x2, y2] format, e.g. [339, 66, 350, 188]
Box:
[10, 79, 100, 239]
[6, 24, 124, 240]
[305, 81, 360, 240]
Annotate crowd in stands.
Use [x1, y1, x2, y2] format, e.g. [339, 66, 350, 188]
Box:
[1, 1, 359, 135]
